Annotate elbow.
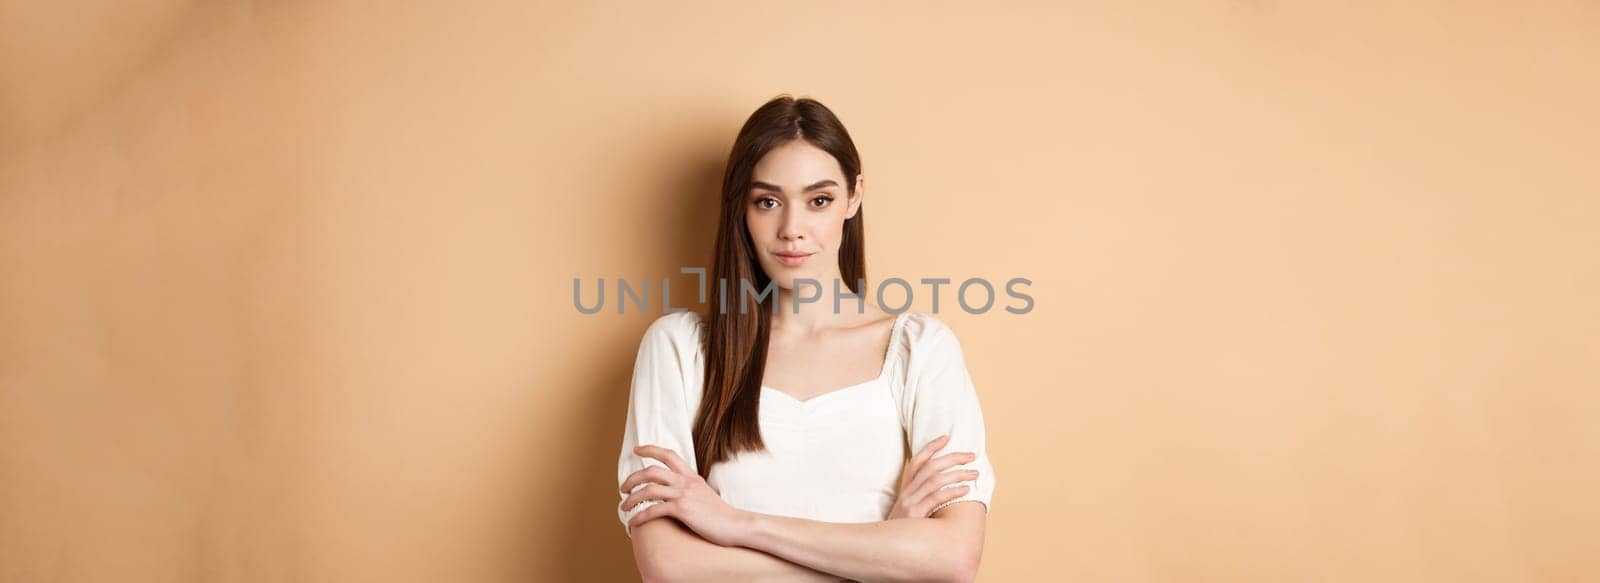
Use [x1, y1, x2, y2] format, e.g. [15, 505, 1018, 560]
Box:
[630, 536, 683, 583]
[941, 562, 978, 583]
[900, 544, 979, 583]
[633, 550, 684, 583]
[936, 544, 981, 583]
[635, 559, 677, 583]
[953, 560, 980, 583]
[638, 571, 676, 583]
[898, 527, 981, 583]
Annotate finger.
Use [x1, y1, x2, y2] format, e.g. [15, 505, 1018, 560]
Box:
[918, 484, 971, 517]
[907, 451, 977, 495]
[900, 435, 950, 488]
[628, 500, 674, 529]
[620, 483, 681, 511]
[910, 468, 979, 503]
[634, 445, 695, 477]
[909, 435, 951, 469]
[620, 466, 680, 494]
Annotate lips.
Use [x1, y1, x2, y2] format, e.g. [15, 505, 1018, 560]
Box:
[775, 251, 814, 267]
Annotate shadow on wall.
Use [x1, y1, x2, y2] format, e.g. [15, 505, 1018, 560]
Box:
[543, 106, 731, 581]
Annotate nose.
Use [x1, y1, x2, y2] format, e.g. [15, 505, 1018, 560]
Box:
[778, 208, 805, 241]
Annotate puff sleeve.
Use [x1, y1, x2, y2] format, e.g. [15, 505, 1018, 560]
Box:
[615, 312, 703, 537]
[900, 314, 997, 516]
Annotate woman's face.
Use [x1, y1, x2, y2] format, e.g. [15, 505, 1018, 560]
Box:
[745, 139, 863, 291]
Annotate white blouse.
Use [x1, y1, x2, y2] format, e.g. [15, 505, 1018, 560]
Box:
[615, 310, 996, 537]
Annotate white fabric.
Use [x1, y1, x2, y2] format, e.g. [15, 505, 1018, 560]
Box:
[615, 310, 996, 537]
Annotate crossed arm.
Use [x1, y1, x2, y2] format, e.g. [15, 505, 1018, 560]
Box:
[630, 517, 845, 582]
[624, 445, 986, 583]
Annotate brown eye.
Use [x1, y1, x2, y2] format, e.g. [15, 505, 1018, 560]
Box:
[810, 196, 833, 208]
[755, 198, 778, 209]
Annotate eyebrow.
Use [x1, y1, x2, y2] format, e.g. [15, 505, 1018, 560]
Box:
[750, 179, 839, 194]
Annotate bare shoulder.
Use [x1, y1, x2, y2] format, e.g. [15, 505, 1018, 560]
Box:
[845, 302, 900, 331]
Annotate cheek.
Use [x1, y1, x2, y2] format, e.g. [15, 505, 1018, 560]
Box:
[824, 212, 848, 241]
[745, 213, 770, 238]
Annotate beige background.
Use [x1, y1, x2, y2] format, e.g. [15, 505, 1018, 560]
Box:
[2, 1, 1597, 581]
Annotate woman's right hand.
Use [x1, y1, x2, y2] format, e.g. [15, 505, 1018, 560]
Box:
[886, 434, 979, 520]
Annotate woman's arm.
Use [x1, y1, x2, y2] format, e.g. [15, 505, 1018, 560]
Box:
[732, 502, 986, 583]
[631, 506, 986, 583]
[630, 518, 846, 583]
[624, 445, 987, 583]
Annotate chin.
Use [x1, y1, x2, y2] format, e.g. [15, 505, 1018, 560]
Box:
[764, 269, 813, 291]
[770, 273, 800, 291]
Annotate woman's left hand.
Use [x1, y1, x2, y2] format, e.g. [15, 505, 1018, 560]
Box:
[620, 445, 752, 546]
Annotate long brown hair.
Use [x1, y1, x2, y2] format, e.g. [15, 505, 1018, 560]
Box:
[692, 95, 867, 478]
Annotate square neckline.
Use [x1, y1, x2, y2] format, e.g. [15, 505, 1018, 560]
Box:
[760, 311, 909, 407]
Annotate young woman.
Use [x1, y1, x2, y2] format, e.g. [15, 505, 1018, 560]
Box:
[615, 95, 996, 582]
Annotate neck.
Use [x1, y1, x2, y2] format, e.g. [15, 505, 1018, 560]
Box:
[770, 275, 870, 332]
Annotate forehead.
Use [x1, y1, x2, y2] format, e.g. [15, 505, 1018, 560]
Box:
[750, 140, 844, 187]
